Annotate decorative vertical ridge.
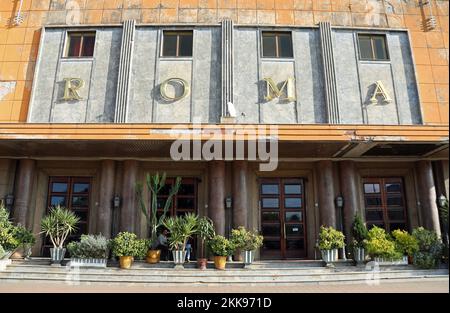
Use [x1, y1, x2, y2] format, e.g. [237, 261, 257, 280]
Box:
[114, 19, 136, 123]
[221, 19, 234, 117]
[319, 22, 340, 124]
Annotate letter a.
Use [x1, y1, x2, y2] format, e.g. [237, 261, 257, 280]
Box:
[370, 81, 392, 104]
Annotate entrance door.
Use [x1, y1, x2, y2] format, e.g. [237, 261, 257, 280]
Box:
[260, 178, 306, 259]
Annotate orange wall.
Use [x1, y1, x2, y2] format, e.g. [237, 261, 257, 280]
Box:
[0, 0, 448, 124]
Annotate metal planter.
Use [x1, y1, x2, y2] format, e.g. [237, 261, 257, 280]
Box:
[354, 247, 366, 263]
[321, 249, 338, 263]
[50, 248, 66, 264]
[172, 250, 186, 265]
[242, 250, 255, 265]
[69, 258, 107, 268]
[373, 256, 408, 265]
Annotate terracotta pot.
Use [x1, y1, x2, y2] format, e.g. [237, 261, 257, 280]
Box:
[119, 256, 133, 269]
[214, 256, 227, 270]
[197, 258, 208, 270]
[408, 255, 413, 264]
[146, 249, 161, 264]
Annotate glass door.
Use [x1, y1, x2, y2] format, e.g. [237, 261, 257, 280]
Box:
[260, 178, 306, 259]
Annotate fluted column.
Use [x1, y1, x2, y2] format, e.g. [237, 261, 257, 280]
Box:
[97, 160, 115, 238]
[417, 160, 441, 236]
[120, 160, 138, 233]
[208, 161, 226, 236]
[316, 160, 336, 228]
[13, 159, 36, 227]
[339, 161, 359, 241]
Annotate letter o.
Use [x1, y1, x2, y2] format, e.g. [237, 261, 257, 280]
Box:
[160, 78, 190, 101]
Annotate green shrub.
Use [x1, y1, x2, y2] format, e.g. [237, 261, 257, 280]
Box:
[391, 229, 419, 256]
[317, 226, 345, 250]
[0, 203, 19, 251]
[412, 227, 443, 269]
[0, 244, 5, 259]
[365, 226, 402, 260]
[208, 235, 235, 257]
[230, 226, 264, 251]
[13, 225, 36, 246]
[111, 232, 139, 257]
[351, 214, 368, 248]
[134, 239, 151, 260]
[67, 234, 109, 259]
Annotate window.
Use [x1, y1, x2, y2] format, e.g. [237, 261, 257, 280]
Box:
[358, 34, 389, 61]
[42, 177, 92, 256]
[262, 32, 293, 58]
[162, 31, 193, 57]
[65, 32, 96, 57]
[363, 178, 407, 232]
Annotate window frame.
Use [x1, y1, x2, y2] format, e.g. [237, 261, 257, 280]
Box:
[160, 30, 194, 58]
[261, 31, 294, 59]
[357, 33, 390, 62]
[63, 31, 97, 59]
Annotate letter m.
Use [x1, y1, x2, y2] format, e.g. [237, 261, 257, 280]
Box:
[263, 77, 296, 102]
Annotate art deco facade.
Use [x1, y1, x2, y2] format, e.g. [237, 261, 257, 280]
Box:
[0, 0, 448, 259]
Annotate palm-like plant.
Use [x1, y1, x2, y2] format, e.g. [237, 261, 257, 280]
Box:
[136, 173, 181, 249]
[41, 206, 79, 249]
[163, 213, 198, 251]
[197, 216, 215, 258]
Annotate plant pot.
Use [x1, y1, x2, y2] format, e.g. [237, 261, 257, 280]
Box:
[242, 250, 255, 265]
[214, 256, 227, 270]
[172, 250, 186, 265]
[70, 258, 107, 268]
[321, 249, 338, 263]
[373, 256, 408, 265]
[197, 258, 208, 270]
[50, 248, 66, 264]
[408, 255, 413, 264]
[10, 244, 33, 259]
[146, 249, 161, 264]
[354, 247, 366, 263]
[119, 256, 133, 269]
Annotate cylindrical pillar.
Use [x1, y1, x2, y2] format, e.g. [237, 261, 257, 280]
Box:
[316, 160, 336, 228]
[339, 161, 359, 241]
[120, 160, 138, 233]
[97, 160, 115, 238]
[417, 160, 441, 236]
[232, 161, 248, 228]
[13, 159, 36, 227]
[208, 161, 226, 236]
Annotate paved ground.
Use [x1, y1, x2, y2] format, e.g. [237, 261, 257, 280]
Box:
[0, 278, 448, 293]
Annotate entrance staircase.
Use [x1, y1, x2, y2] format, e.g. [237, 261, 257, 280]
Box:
[0, 258, 448, 286]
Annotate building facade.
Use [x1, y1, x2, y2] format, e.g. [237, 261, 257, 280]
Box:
[0, 0, 448, 260]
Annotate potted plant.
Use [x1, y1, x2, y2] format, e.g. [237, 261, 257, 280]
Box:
[11, 225, 36, 259]
[391, 229, 419, 264]
[0, 203, 20, 260]
[67, 234, 110, 268]
[111, 232, 139, 269]
[412, 227, 444, 269]
[231, 226, 263, 265]
[163, 213, 198, 267]
[196, 216, 215, 270]
[136, 172, 181, 263]
[208, 235, 235, 270]
[40, 205, 79, 264]
[351, 214, 368, 263]
[365, 226, 403, 264]
[317, 226, 345, 264]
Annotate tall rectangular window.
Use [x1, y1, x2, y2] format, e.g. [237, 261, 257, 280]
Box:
[162, 31, 193, 57]
[358, 34, 389, 61]
[262, 32, 293, 58]
[65, 32, 96, 57]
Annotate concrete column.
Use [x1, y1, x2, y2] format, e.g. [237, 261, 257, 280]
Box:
[417, 160, 441, 236]
[232, 161, 248, 228]
[97, 160, 115, 238]
[120, 160, 138, 233]
[13, 159, 36, 227]
[316, 160, 336, 228]
[208, 161, 226, 236]
[339, 161, 359, 241]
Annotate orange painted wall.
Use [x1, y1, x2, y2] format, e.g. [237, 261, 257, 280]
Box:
[0, 0, 448, 124]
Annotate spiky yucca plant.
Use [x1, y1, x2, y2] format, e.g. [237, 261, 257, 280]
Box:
[163, 213, 198, 251]
[41, 206, 79, 249]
